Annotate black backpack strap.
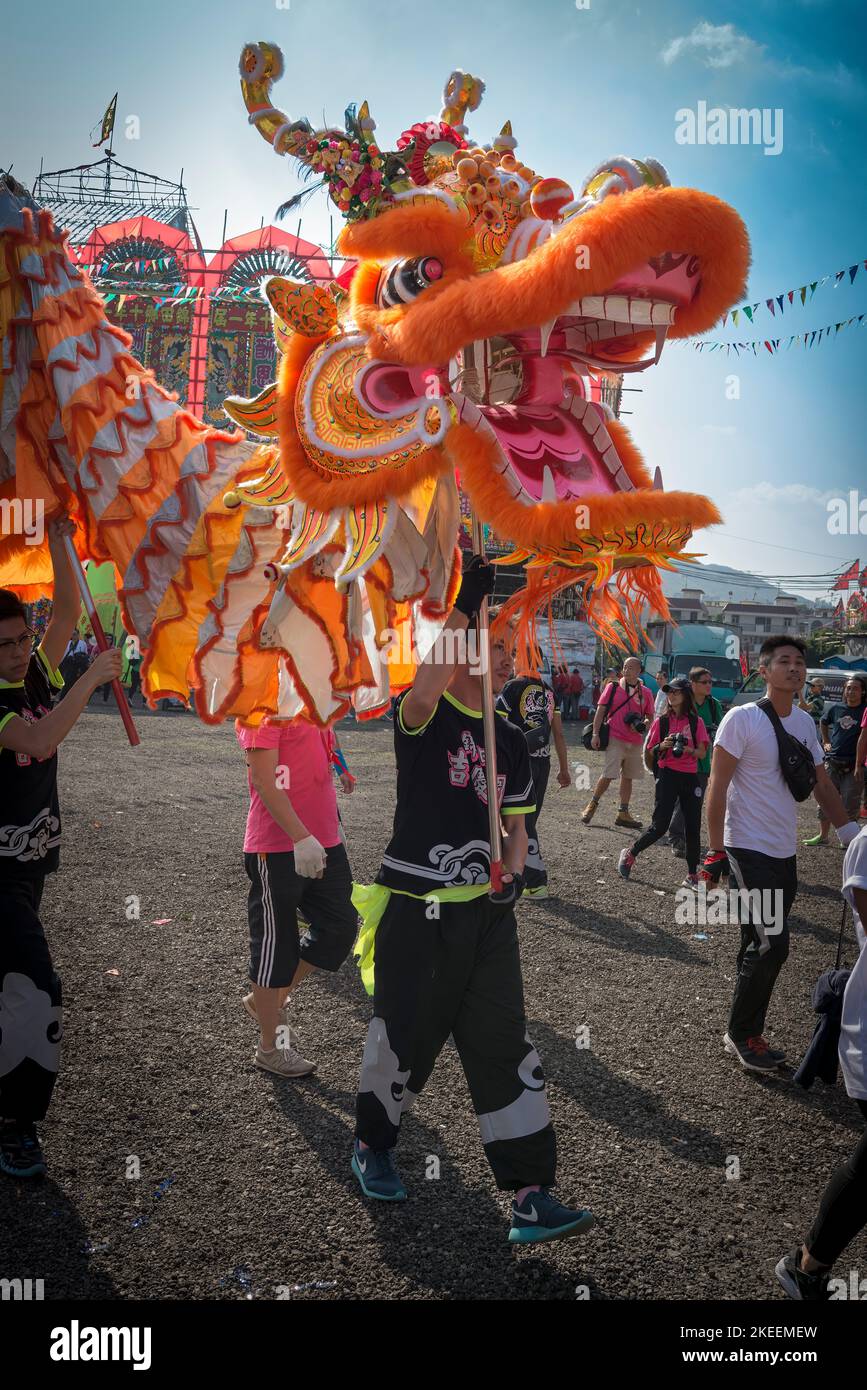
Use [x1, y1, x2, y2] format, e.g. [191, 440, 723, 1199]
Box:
[836, 900, 849, 972]
[688, 712, 699, 746]
[601, 683, 630, 725]
[653, 714, 669, 759]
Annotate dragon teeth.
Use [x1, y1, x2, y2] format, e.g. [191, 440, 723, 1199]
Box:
[567, 296, 677, 326]
[541, 465, 557, 503]
[539, 318, 557, 357]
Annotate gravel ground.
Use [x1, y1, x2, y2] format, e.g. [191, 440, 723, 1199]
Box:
[2, 703, 865, 1303]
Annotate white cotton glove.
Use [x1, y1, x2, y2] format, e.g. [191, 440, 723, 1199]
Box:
[293, 834, 327, 878]
[835, 821, 861, 849]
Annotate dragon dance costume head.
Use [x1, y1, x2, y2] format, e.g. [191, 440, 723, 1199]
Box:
[0, 45, 749, 727]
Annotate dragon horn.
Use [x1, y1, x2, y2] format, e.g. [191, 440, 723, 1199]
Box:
[439, 70, 486, 136]
[239, 42, 315, 164]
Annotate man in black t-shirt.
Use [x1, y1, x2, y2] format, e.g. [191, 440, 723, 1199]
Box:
[0, 521, 122, 1179]
[804, 676, 867, 847]
[496, 669, 571, 898]
[352, 558, 595, 1246]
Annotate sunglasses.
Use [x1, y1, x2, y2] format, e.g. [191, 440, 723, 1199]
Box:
[0, 629, 35, 654]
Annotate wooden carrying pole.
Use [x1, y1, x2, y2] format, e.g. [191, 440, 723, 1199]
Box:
[470, 517, 505, 897]
[63, 535, 140, 747]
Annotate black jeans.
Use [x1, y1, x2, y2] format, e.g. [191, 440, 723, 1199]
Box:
[669, 769, 708, 846]
[356, 892, 556, 1190]
[0, 874, 62, 1122]
[631, 767, 703, 873]
[726, 846, 798, 1044]
[806, 1099, 867, 1268]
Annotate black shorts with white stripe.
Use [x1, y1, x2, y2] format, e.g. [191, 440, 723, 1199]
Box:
[244, 844, 357, 988]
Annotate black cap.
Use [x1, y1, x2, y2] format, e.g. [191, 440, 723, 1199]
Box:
[662, 676, 691, 693]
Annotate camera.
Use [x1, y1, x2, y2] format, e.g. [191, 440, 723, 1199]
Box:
[671, 732, 686, 758]
[623, 711, 648, 735]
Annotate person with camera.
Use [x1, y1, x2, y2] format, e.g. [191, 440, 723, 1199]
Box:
[803, 675, 867, 848]
[669, 667, 724, 859]
[581, 655, 654, 829]
[616, 677, 709, 885]
[702, 637, 860, 1074]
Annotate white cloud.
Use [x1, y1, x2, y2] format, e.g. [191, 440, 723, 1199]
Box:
[661, 22, 765, 70]
[660, 21, 864, 100]
[731, 483, 837, 507]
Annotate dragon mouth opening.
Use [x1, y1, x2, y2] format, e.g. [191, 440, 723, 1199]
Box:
[457, 392, 629, 505]
[353, 251, 703, 511]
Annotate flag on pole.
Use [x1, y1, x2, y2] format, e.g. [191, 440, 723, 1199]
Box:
[833, 559, 860, 591]
[92, 94, 118, 148]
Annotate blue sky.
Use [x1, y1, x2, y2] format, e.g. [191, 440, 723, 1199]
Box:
[3, 0, 866, 599]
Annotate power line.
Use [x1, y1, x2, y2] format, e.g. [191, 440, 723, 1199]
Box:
[714, 530, 855, 563]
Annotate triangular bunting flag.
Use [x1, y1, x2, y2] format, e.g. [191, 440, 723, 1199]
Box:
[776, 295, 785, 313]
[800, 287, 807, 305]
[744, 306, 754, 322]
[732, 309, 739, 325]
[766, 300, 775, 316]
[849, 265, 859, 284]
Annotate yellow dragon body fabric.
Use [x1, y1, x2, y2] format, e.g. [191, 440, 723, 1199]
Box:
[0, 42, 750, 727]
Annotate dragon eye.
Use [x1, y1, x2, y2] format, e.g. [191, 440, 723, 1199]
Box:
[376, 256, 443, 308]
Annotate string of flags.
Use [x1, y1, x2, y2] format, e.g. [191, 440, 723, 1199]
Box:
[722, 257, 866, 327]
[76, 255, 180, 274]
[98, 282, 266, 308]
[690, 313, 866, 355]
[832, 560, 867, 592]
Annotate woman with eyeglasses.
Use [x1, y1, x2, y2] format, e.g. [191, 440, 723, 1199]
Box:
[668, 667, 725, 859]
[617, 676, 710, 887]
[0, 518, 122, 1180]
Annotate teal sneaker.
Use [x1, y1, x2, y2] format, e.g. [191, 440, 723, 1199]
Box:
[0, 1121, 47, 1179]
[351, 1140, 407, 1202]
[508, 1189, 595, 1245]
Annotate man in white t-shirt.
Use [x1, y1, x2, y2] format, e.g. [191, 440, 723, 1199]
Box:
[704, 636, 860, 1074]
[654, 667, 670, 718]
[774, 825, 867, 1299]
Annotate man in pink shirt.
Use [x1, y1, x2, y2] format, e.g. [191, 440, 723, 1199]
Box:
[236, 719, 357, 1078]
[582, 655, 655, 829]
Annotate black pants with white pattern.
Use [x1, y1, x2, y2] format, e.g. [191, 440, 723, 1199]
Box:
[523, 757, 550, 890]
[0, 874, 62, 1123]
[355, 891, 556, 1190]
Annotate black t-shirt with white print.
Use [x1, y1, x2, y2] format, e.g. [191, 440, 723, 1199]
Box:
[496, 675, 558, 759]
[377, 689, 535, 896]
[0, 647, 63, 879]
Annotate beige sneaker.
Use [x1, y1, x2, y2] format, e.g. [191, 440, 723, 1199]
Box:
[255, 1043, 316, 1078]
[242, 992, 299, 1050]
[580, 799, 599, 824]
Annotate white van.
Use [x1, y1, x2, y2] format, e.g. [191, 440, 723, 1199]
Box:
[731, 667, 865, 719]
